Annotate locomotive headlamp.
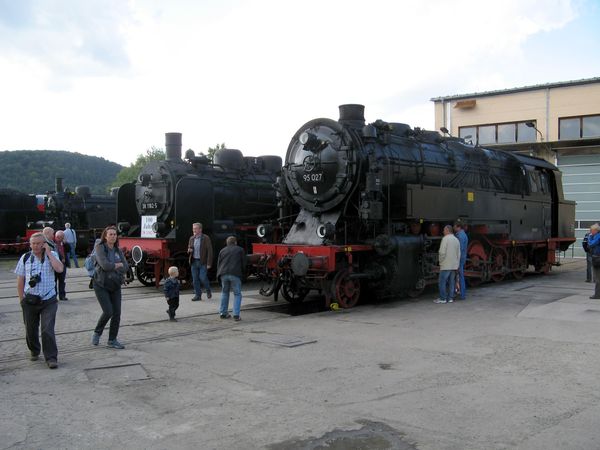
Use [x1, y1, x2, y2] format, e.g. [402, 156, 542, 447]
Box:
[257, 224, 266, 238]
[139, 173, 152, 186]
[299, 132, 328, 153]
[152, 221, 166, 234]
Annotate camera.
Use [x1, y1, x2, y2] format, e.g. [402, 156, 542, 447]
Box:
[29, 274, 41, 288]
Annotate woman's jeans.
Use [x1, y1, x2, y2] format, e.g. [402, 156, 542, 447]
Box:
[220, 274, 242, 316]
[93, 285, 122, 341]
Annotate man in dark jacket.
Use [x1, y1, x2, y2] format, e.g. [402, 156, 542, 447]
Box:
[187, 222, 213, 301]
[216, 236, 245, 321]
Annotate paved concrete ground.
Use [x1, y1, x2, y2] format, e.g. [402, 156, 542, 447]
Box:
[1, 257, 599, 449]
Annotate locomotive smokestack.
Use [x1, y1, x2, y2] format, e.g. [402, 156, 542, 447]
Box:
[338, 104, 365, 129]
[165, 132, 182, 161]
[55, 177, 63, 193]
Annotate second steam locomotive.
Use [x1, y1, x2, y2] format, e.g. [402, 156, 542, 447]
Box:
[252, 104, 576, 308]
[117, 133, 282, 286]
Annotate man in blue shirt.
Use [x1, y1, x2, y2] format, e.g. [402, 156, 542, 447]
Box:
[588, 223, 600, 299]
[15, 232, 64, 368]
[454, 220, 469, 300]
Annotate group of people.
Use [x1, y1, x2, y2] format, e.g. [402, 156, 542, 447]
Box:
[15, 222, 247, 369]
[435, 221, 469, 304]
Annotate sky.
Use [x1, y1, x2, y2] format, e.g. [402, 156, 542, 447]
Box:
[1, 0, 599, 167]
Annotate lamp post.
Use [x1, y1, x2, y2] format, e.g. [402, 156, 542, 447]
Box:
[525, 121, 544, 142]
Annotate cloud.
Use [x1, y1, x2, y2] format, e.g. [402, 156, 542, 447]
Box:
[0, 0, 133, 86]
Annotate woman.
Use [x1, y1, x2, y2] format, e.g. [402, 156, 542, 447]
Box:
[91, 226, 129, 349]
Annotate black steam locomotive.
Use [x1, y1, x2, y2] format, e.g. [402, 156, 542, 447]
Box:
[252, 105, 576, 308]
[43, 177, 117, 253]
[116, 132, 282, 286]
[0, 189, 41, 251]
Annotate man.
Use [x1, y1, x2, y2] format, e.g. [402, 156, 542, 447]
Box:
[436, 225, 460, 304]
[54, 230, 68, 301]
[588, 223, 600, 299]
[63, 223, 79, 268]
[453, 220, 469, 300]
[15, 232, 64, 369]
[187, 222, 213, 301]
[583, 227, 593, 283]
[217, 236, 246, 321]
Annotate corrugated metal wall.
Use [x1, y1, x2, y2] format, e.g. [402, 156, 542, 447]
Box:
[558, 152, 600, 257]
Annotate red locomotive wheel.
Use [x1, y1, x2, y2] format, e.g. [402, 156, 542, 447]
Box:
[332, 269, 360, 309]
[466, 240, 486, 287]
[490, 247, 508, 282]
[511, 248, 527, 280]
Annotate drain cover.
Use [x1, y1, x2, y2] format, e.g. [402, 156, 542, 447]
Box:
[85, 363, 150, 382]
[250, 334, 317, 347]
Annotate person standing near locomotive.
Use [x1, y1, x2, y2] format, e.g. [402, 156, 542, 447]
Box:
[54, 230, 68, 301]
[188, 222, 213, 301]
[588, 223, 600, 299]
[42, 226, 56, 251]
[583, 227, 594, 283]
[15, 232, 64, 368]
[217, 236, 246, 321]
[436, 225, 460, 304]
[91, 226, 129, 349]
[454, 220, 469, 300]
[63, 222, 79, 268]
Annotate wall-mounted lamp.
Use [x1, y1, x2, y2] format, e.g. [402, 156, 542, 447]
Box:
[525, 121, 544, 142]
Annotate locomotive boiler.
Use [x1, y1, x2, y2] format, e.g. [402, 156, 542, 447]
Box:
[116, 132, 281, 286]
[252, 104, 576, 308]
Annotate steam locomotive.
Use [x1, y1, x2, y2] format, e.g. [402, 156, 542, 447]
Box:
[0, 189, 41, 253]
[43, 177, 117, 253]
[252, 104, 576, 308]
[116, 132, 282, 287]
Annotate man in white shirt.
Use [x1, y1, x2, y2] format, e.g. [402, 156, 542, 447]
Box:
[63, 223, 79, 268]
[435, 225, 460, 304]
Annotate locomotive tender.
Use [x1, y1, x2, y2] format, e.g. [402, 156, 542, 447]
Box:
[252, 104, 576, 308]
[116, 132, 282, 286]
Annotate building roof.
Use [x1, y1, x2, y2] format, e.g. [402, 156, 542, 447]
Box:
[430, 76, 600, 102]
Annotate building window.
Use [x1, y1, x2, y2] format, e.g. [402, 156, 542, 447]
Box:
[458, 121, 537, 145]
[559, 114, 600, 140]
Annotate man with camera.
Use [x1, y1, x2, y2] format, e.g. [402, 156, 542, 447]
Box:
[15, 232, 64, 369]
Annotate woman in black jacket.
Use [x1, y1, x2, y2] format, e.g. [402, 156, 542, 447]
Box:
[91, 226, 129, 349]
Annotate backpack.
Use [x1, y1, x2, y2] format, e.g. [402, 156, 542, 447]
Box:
[84, 249, 97, 277]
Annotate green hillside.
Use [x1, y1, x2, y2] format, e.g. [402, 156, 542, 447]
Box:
[0, 150, 123, 195]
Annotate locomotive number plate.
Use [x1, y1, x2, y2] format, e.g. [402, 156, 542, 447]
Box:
[302, 172, 323, 183]
[141, 202, 159, 210]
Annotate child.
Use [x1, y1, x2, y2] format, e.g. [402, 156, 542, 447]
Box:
[164, 266, 181, 322]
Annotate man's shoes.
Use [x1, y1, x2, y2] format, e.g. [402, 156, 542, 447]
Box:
[59, 297, 68, 301]
[220, 313, 231, 319]
[91, 332, 101, 346]
[233, 315, 241, 321]
[590, 296, 600, 299]
[586, 279, 592, 282]
[30, 353, 39, 361]
[169, 317, 177, 322]
[107, 340, 125, 349]
[89, 279, 94, 289]
[47, 360, 58, 369]
[207, 291, 212, 299]
[434, 299, 447, 304]
[191, 296, 202, 301]
[447, 299, 454, 303]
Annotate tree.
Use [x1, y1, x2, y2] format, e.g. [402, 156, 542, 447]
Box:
[111, 147, 165, 187]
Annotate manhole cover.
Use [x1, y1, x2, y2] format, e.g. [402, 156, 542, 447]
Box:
[250, 334, 317, 347]
[85, 363, 150, 383]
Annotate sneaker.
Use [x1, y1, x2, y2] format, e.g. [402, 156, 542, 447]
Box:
[207, 291, 212, 299]
[433, 299, 447, 304]
[107, 339, 125, 349]
[220, 313, 231, 319]
[447, 299, 454, 303]
[30, 353, 39, 361]
[233, 315, 241, 321]
[47, 360, 58, 369]
[91, 332, 101, 346]
[191, 296, 202, 302]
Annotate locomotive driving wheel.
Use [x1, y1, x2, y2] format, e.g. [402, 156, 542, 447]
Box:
[510, 248, 527, 280]
[136, 265, 156, 286]
[490, 247, 508, 282]
[465, 240, 486, 287]
[281, 283, 309, 303]
[332, 269, 361, 309]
